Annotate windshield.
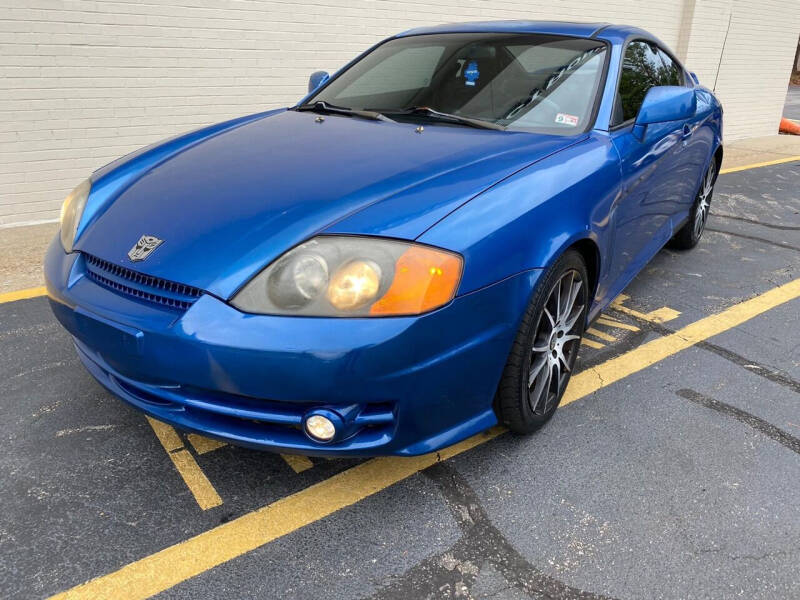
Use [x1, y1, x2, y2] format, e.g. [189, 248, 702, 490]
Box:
[307, 33, 608, 134]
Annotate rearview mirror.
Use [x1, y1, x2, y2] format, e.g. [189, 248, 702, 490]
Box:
[308, 71, 330, 94]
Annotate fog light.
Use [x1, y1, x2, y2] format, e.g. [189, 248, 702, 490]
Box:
[305, 414, 336, 442]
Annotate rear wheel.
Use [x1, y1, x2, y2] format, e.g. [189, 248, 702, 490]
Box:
[669, 157, 716, 250]
[495, 250, 588, 434]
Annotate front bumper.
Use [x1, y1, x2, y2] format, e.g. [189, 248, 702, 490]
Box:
[45, 239, 540, 456]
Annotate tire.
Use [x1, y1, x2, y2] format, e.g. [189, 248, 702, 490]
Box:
[495, 250, 589, 434]
[668, 156, 716, 250]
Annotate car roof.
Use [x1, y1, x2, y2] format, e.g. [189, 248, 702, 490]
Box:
[396, 20, 646, 40]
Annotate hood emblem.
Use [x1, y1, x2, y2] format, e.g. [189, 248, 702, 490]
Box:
[127, 235, 164, 262]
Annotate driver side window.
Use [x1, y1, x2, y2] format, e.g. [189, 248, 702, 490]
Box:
[614, 40, 681, 125]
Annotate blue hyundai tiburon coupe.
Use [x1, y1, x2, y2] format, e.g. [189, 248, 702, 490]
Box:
[46, 21, 722, 456]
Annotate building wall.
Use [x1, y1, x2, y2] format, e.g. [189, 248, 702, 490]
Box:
[709, 0, 800, 140]
[1, 0, 798, 226]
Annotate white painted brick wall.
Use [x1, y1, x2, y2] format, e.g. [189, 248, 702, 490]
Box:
[0, 0, 796, 225]
[708, 0, 800, 140]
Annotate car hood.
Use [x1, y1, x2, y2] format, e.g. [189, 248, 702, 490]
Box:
[77, 109, 582, 298]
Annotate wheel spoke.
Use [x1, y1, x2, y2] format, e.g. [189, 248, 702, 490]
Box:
[563, 272, 576, 319]
[543, 307, 555, 329]
[694, 203, 704, 236]
[530, 362, 551, 412]
[563, 308, 582, 333]
[554, 279, 563, 323]
[563, 278, 581, 322]
[703, 165, 715, 197]
[558, 351, 571, 373]
[546, 361, 561, 411]
[528, 353, 548, 386]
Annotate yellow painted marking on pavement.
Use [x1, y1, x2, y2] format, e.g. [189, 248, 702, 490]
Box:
[49, 426, 505, 600]
[610, 294, 680, 324]
[0, 286, 47, 304]
[585, 327, 616, 342]
[168, 450, 224, 511]
[146, 417, 183, 452]
[187, 434, 228, 455]
[581, 337, 605, 350]
[281, 454, 314, 473]
[646, 307, 681, 323]
[51, 278, 800, 599]
[146, 417, 222, 511]
[596, 317, 639, 332]
[719, 155, 800, 175]
[563, 277, 800, 405]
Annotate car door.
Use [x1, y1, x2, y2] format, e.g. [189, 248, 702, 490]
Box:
[606, 40, 694, 293]
[653, 45, 708, 219]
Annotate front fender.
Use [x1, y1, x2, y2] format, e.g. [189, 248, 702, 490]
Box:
[418, 133, 621, 295]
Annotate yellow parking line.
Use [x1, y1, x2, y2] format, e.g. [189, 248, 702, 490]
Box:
[50, 277, 800, 600]
[146, 417, 223, 511]
[281, 454, 314, 473]
[168, 450, 224, 511]
[0, 286, 47, 304]
[581, 337, 605, 349]
[146, 417, 183, 452]
[719, 155, 800, 175]
[596, 316, 639, 331]
[563, 277, 800, 405]
[49, 427, 505, 600]
[187, 434, 227, 455]
[610, 294, 681, 324]
[585, 327, 616, 342]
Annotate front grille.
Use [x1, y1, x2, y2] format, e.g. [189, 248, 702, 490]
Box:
[83, 253, 204, 311]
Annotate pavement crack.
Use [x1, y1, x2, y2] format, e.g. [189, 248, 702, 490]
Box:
[590, 367, 606, 388]
[709, 212, 800, 231]
[728, 548, 800, 562]
[364, 462, 617, 600]
[676, 388, 800, 455]
[706, 227, 800, 253]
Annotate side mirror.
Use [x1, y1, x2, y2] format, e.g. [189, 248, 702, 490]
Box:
[308, 71, 330, 94]
[633, 86, 697, 140]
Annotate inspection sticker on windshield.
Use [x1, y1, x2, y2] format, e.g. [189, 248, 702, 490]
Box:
[555, 113, 579, 126]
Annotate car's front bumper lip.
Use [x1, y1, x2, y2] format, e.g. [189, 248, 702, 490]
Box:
[45, 239, 541, 456]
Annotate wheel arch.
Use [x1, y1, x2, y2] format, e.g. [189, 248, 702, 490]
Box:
[713, 144, 723, 183]
[567, 237, 601, 304]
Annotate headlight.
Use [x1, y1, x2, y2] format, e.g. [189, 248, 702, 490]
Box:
[59, 179, 91, 253]
[231, 236, 463, 317]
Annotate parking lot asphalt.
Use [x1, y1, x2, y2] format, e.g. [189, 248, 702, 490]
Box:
[1, 161, 799, 599]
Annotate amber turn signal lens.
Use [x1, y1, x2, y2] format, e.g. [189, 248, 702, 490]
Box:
[369, 246, 462, 316]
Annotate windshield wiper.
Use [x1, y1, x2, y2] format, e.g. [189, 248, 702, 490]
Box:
[374, 106, 506, 131]
[295, 101, 395, 123]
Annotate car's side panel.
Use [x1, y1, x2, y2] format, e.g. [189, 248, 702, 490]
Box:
[418, 134, 622, 303]
[606, 118, 687, 298]
[677, 86, 723, 223]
